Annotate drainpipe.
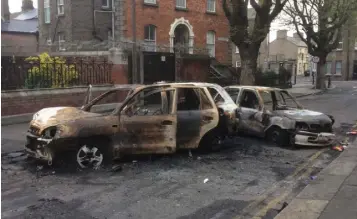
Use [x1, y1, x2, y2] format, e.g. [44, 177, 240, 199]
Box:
[346, 26, 351, 81]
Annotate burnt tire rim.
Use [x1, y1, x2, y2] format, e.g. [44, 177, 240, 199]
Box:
[76, 145, 104, 169]
[270, 130, 280, 143]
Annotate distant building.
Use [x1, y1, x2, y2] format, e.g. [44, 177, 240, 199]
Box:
[326, 17, 357, 80]
[268, 30, 308, 75]
[231, 8, 269, 70]
[1, 0, 39, 56]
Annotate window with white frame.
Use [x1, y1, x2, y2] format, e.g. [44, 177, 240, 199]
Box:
[57, 0, 64, 15]
[44, 0, 50, 24]
[102, 0, 111, 8]
[206, 31, 215, 57]
[337, 41, 343, 50]
[355, 40, 357, 50]
[58, 33, 65, 51]
[144, 25, 156, 51]
[144, 0, 157, 4]
[176, 0, 186, 8]
[236, 46, 239, 53]
[335, 61, 342, 75]
[207, 0, 215, 12]
[235, 61, 241, 68]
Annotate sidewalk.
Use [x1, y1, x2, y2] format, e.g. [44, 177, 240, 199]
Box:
[275, 133, 357, 219]
[286, 85, 323, 98]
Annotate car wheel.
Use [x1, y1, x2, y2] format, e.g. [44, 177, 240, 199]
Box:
[267, 127, 292, 147]
[75, 142, 112, 169]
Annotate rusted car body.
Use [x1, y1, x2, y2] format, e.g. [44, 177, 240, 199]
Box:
[25, 83, 238, 168]
[224, 86, 336, 147]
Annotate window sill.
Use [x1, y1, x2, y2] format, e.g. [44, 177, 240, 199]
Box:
[101, 6, 112, 10]
[57, 13, 65, 17]
[143, 2, 159, 7]
[206, 11, 217, 15]
[175, 7, 188, 12]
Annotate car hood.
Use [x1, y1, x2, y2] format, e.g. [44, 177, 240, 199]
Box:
[274, 109, 332, 123]
[31, 107, 101, 127]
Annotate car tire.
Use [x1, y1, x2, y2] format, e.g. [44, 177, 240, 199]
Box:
[267, 127, 293, 147]
[75, 139, 113, 170]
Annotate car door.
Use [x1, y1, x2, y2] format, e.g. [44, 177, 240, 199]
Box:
[236, 89, 265, 135]
[176, 87, 219, 149]
[117, 87, 177, 155]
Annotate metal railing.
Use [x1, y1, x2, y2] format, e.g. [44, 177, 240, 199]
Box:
[1, 58, 113, 90]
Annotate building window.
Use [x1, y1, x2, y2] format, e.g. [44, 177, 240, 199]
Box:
[207, 0, 215, 12]
[236, 46, 239, 53]
[176, 0, 186, 8]
[355, 40, 357, 50]
[335, 61, 342, 75]
[325, 62, 332, 74]
[58, 33, 65, 51]
[57, 0, 64, 15]
[102, 0, 111, 8]
[144, 0, 157, 4]
[206, 31, 215, 57]
[44, 0, 50, 24]
[144, 25, 156, 51]
[337, 41, 343, 50]
[235, 61, 241, 68]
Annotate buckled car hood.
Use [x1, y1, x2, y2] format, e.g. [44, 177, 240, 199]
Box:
[31, 107, 100, 127]
[274, 109, 332, 123]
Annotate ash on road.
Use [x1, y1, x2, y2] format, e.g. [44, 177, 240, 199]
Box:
[2, 81, 356, 219]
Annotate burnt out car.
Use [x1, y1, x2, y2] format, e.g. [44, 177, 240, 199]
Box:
[25, 83, 238, 169]
[224, 86, 336, 147]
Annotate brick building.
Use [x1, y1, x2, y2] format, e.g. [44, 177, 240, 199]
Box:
[326, 17, 357, 80]
[37, 0, 231, 63]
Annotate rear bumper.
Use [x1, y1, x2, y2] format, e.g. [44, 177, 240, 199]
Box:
[295, 131, 336, 147]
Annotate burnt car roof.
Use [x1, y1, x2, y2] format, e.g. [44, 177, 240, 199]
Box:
[224, 85, 284, 92]
[111, 82, 223, 91]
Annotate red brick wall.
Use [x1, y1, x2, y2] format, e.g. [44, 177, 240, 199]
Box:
[124, 0, 230, 64]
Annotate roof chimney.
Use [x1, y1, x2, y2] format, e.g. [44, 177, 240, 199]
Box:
[277, 30, 288, 39]
[22, 0, 34, 12]
[1, 0, 10, 21]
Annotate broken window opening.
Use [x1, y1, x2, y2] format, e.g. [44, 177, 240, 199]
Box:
[259, 90, 274, 112]
[123, 88, 166, 116]
[88, 90, 131, 115]
[207, 87, 225, 104]
[240, 90, 260, 110]
[275, 91, 299, 110]
[177, 88, 201, 111]
[225, 88, 240, 103]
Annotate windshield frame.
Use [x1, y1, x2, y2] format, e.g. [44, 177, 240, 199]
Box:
[275, 90, 304, 109]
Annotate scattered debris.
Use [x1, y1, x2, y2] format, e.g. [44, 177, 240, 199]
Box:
[36, 165, 44, 171]
[132, 160, 137, 163]
[197, 156, 202, 160]
[332, 146, 344, 152]
[203, 178, 209, 183]
[346, 131, 357, 135]
[310, 175, 317, 180]
[111, 165, 123, 172]
[7, 152, 25, 158]
[189, 150, 193, 158]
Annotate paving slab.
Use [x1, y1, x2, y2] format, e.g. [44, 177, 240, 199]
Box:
[319, 160, 357, 176]
[318, 185, 357, 219]
[344, 168, 357, 186]
[274, 199, 328, 219]
[296, 174, 345, 200]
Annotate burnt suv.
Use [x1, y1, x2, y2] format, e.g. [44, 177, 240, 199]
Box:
[25, 83, 238, 169]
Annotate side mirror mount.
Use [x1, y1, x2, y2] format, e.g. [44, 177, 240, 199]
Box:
[83, 84, 93, 105]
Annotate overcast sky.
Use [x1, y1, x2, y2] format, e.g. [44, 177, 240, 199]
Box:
[7, 0, 293, 42]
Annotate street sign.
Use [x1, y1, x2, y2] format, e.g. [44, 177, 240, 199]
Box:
[312, 56, 320, 63]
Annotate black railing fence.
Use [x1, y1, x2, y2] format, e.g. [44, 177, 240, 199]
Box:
[2, 57, 113, 90]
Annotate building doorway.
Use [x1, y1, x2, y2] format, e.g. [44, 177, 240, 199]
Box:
[174, 24, 190, 53]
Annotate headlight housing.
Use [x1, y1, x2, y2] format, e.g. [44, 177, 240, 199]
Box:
[41, 126, 58, 139]
[33, 112, 39, 120]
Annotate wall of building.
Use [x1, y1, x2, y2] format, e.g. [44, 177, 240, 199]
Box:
[123, 0, 231, 65]
[296, 46, 308, 75]
[1, 32, 38, 56]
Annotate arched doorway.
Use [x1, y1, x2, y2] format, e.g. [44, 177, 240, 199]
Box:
[169, 17, 194, 54]
[174, 24, 189, 53]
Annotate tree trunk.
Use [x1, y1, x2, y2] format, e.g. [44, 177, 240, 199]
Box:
[239, 48, 259, 85]
[316, 56, 327, 90]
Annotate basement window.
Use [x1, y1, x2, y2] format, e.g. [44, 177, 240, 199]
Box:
[102, 0, 111, 9]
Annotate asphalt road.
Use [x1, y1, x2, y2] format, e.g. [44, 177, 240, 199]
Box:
[1, 81, 357, 219]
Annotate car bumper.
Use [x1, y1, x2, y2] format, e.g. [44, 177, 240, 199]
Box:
[25, 132, 55, 162]
[295, 131, 336, 147]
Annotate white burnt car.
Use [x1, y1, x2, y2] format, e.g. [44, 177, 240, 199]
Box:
[224, 86, 336, 147]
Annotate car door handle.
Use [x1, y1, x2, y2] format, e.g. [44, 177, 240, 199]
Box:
[161, 120, 173, 125]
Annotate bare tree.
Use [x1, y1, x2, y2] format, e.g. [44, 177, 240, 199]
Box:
[222, 0, 288, 85]
[284, 0, 357, 89]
